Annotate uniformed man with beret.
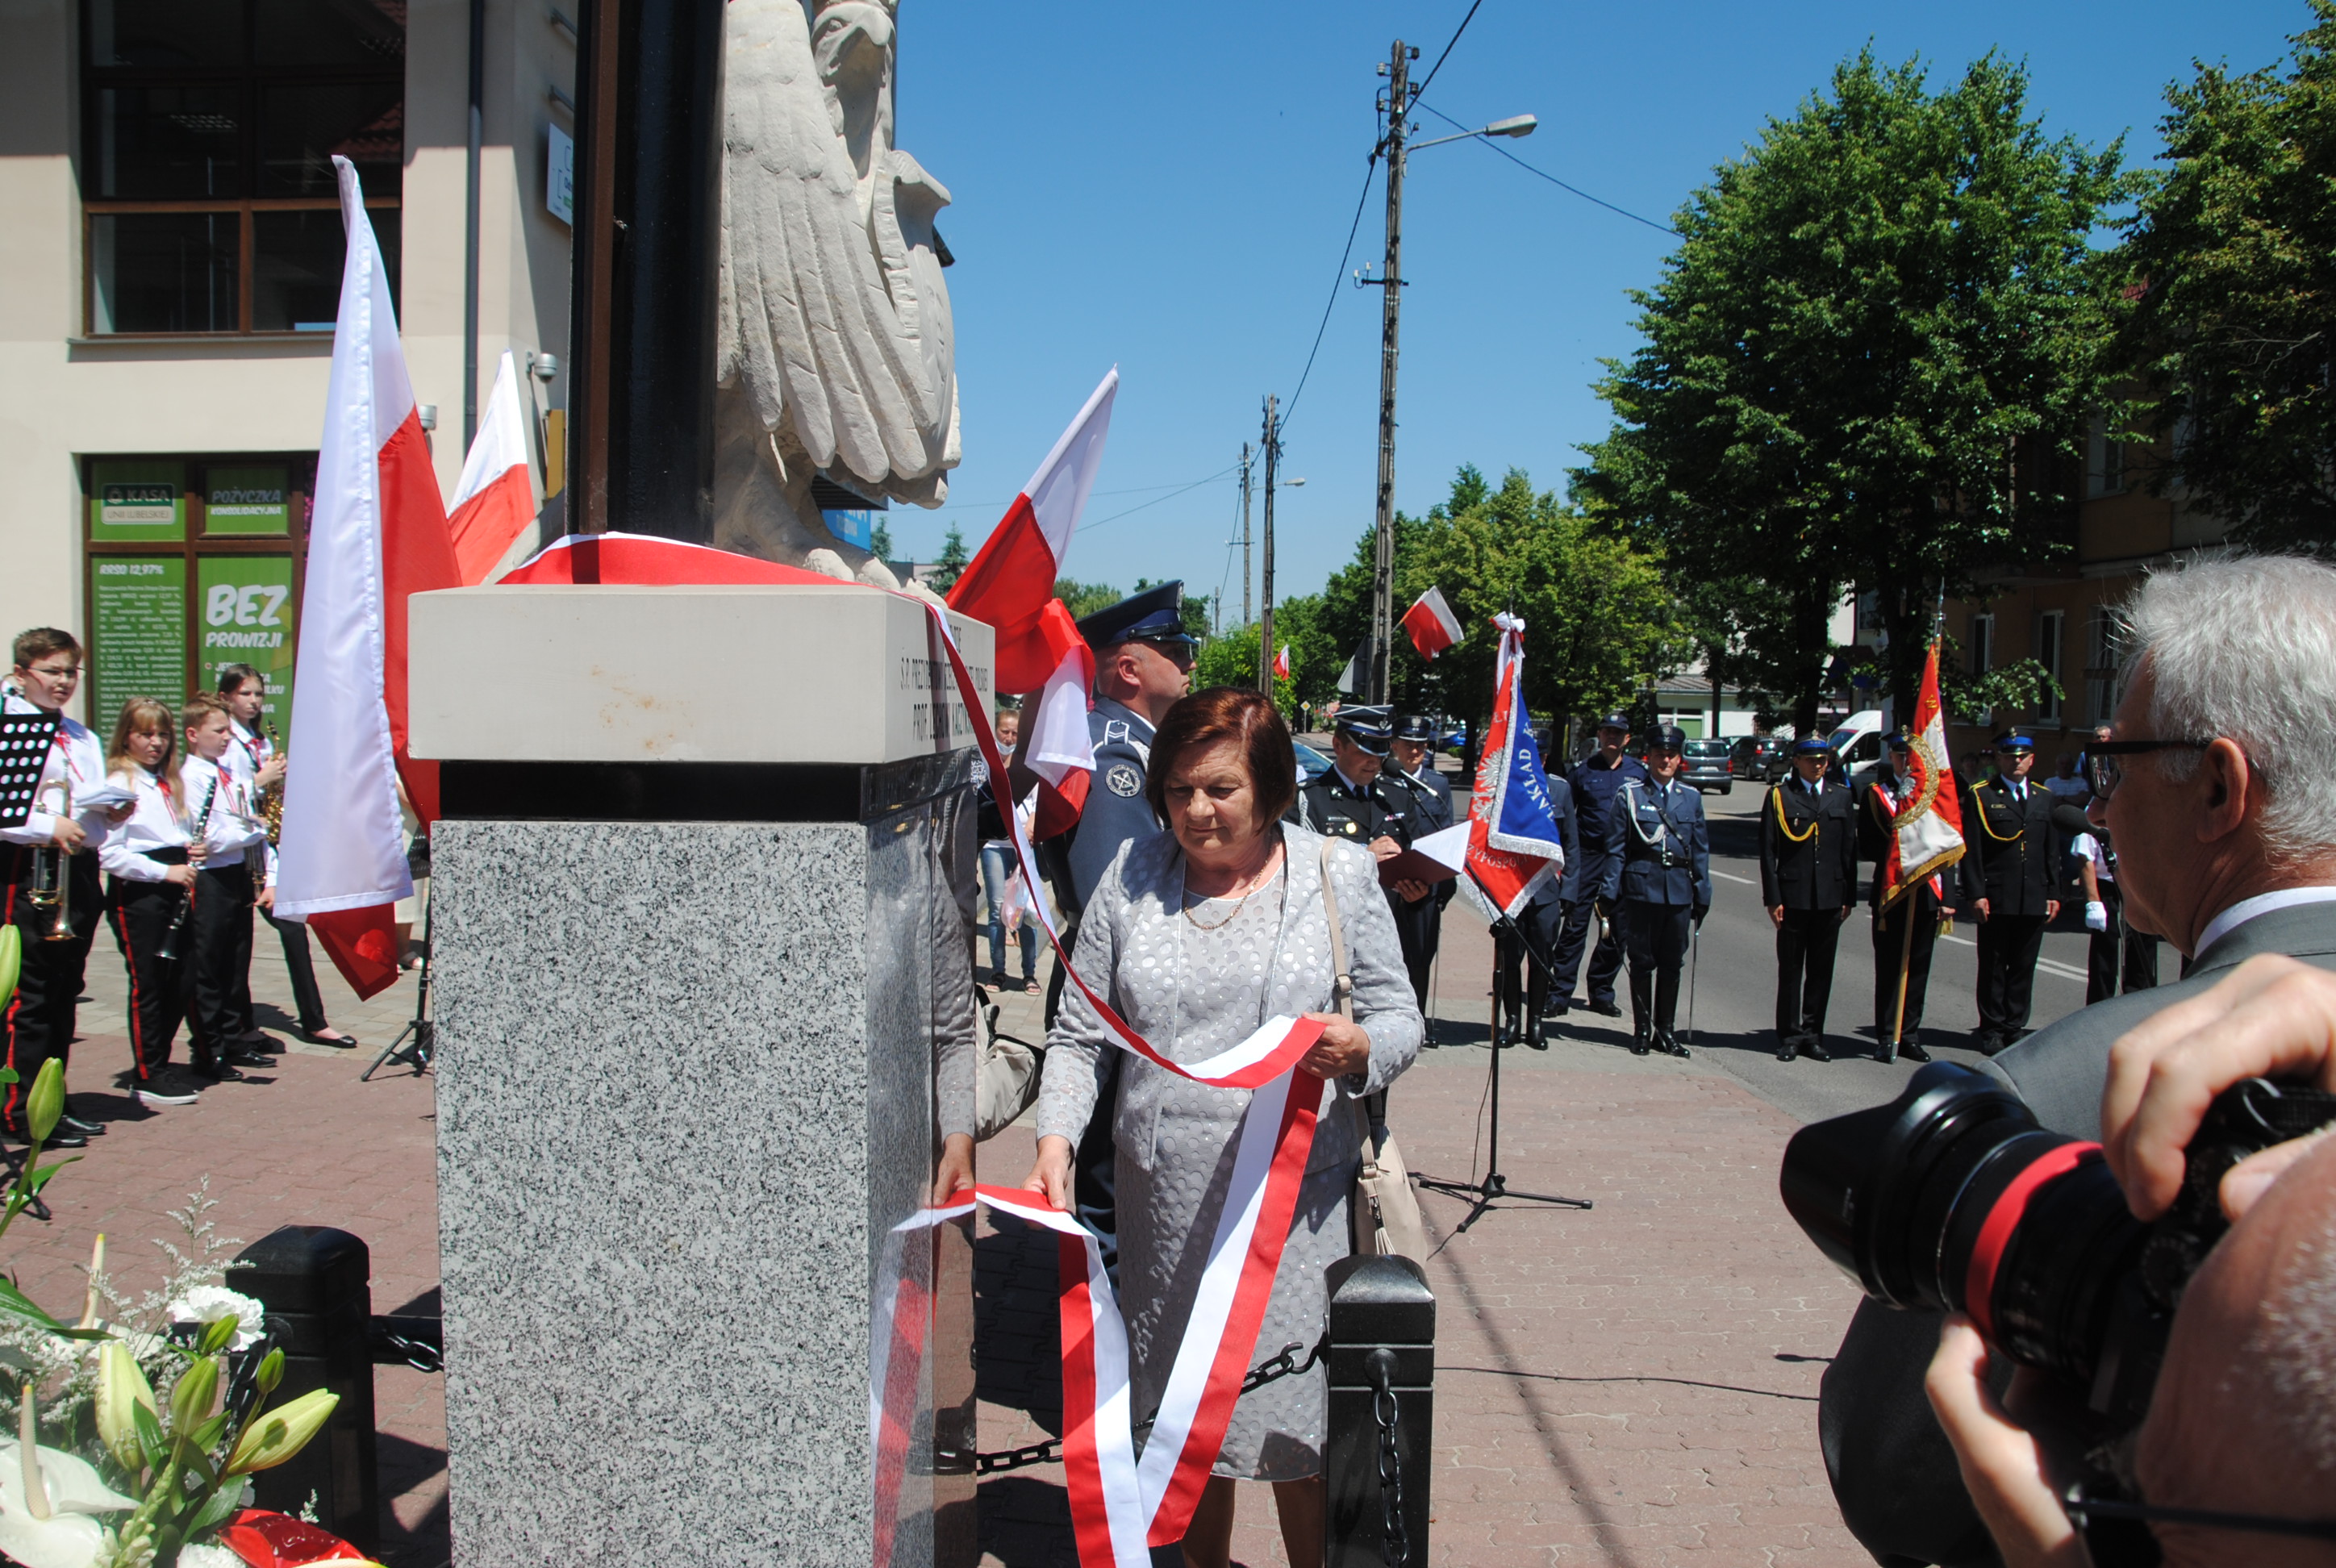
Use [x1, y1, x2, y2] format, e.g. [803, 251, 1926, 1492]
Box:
[1383, 715, 1458, 1021]
[1958, 730, 2063, 1054]
[1758, 735, 1857, 1063]
[1604, 725, 1709, 1057]
[1025, 580, 1195, 1280]
[1859, 730, 1948, 1064]
[1289, 704, 1431, 924]
[1553, 711, 1648, 1019]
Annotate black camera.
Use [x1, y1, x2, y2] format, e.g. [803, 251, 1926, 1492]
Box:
[1781, 1061, 2336, 1429]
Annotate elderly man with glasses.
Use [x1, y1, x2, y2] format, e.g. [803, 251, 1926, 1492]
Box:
[1821, 555, 2336, 1567]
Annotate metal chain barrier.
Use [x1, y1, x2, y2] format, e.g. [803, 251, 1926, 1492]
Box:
[1367, 1347, 1409, 1567]
[971, 1332, 1329, 1475]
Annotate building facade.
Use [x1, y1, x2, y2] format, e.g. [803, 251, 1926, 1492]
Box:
[0, 0, 574, 731]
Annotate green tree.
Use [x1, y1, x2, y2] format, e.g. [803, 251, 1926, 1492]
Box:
[2116, 2, 2336, 551]
[929, 525, 970, 594]
[1575, 48, 2134, 728]
[1053, 579, 1123, 621]
[1191, 621, 1299, 714]
[870, 518, 894, 562]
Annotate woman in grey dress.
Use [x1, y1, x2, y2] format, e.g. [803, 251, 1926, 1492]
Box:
[1024, 688, 1422, 1568]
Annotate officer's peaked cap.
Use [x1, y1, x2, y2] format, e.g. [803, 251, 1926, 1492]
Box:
[1394, 714, 1437, 742]
[1336, 704, 1395, 755]
[1994, 731, 2036, 753]
[1078, 582, 1195, 653]
[1596, 711, 1633, 732]
[1650, 724, 1687, 751]
[1791, 735, 1832, 756]
[1883, 728, 1913, 750]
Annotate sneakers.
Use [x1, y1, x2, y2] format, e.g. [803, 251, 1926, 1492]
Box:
[136, 1069, 202, 1108]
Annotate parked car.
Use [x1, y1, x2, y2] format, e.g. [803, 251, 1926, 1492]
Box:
[1294, 740, 1334, 784]
[1680, 737, 1734, 794]
[1730, 735, 1792, 782]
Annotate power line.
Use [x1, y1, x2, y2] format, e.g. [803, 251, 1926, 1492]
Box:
[1412, 0, 1486, 104]
[1416, 101, 1677, 236]
[1280, 156, 1379, 431]
[1076, 463, 1242, 533]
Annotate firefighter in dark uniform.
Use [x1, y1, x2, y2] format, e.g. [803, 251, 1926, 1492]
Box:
[1382, 714, 1455, 1025]
[1758, 734, 1857, 1063]
[1605, 725, 1709, 1057]
[1858, 730, 1950, 1064]
[1025, 581, 1195, 1280]
[1958, 730, 2063, 1053]
[1289, 708, 1429, 911]
[1491, 725, 1584, 1049]
[1553, 712, 1647, 1018]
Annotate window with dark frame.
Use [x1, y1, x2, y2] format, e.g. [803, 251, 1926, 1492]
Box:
[2035, 609, 2063, 725]
[81, 0, 404, 336]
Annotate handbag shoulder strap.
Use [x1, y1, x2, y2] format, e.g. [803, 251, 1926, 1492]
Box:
[1317, 838, 1355, 1020]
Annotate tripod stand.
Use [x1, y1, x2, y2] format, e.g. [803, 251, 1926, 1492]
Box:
[1413, 908, 1593, 1234]
[363, 901, 433, 1081]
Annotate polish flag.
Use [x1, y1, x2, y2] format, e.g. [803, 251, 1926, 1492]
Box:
[1272, 644, 1291, 679]
[1402, 586, 1463, 661]
[447, 349, 539, 586]
[273, 156, 461, 999]
[948, 370, 1118, 832]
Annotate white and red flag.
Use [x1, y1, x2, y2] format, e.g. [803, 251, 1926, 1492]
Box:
[273, 156, 461, 999]
[947, 369, 1118, 837]
[1464, 613, 1568, 918]
[1872, 640, 1966, 907]
[1272, 643, 1291, 679]
[1401, 586, 1462, 661]
[447, 348, 539, 586]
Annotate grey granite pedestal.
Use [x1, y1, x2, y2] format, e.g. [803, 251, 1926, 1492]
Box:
[414, 586, 990, 1568]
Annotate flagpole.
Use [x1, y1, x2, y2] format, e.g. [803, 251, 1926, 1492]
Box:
[1889, 894, 1916, 1050]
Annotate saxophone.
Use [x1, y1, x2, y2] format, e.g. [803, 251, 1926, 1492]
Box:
[261, 718, 285, 846]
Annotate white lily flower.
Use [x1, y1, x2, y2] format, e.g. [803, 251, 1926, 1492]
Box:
[165, 1286, 266, 1353]
[0, 1440, 136, 1568]
[177, 1545, 240, 1568]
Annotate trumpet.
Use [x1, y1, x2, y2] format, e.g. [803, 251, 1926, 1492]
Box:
[26, 782, 74, 943]
[157, 780, 218, 965]
[261, 717, 285, 846]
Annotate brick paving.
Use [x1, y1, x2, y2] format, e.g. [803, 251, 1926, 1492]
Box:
[15, 900, 1875, 1568]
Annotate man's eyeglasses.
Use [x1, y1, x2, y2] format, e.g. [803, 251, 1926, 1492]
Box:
[2063, 1481, 2336, 1566]
[24, 665, 81, 681]
[2083, 738, 2217, 802]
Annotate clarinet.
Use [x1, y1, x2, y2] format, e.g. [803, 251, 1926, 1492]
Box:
[156, 780, 218, 964]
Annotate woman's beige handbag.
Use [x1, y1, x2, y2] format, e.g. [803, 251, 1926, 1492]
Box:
[974, 995, 1045, 1142]
[1318, 841, 1431, 1263]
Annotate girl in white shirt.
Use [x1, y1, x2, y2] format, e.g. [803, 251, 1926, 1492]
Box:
[99, 699, 202, 1105]
[177, 694, 267, 1081]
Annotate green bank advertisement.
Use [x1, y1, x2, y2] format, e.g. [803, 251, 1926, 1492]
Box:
[197, 555, 298, 737]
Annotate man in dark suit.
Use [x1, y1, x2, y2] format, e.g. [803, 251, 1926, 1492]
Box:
[1606, 726, 1710, 1057]
[1819, 555, 2336, 1568]
[1858, 732, 1951, 1064]
[1384, 713, 1458, 1020]
[1490, 725, 1584, 1049]
[1758, 735, 1857, 1062]
[1958, 732, 2064, 1053]
[1554, 712, 1648, 1018]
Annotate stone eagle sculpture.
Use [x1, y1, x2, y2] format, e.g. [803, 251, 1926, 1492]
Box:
[715, 0, 959, 592]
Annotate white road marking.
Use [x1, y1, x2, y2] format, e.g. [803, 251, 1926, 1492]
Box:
[1711, 869, 1757, 886]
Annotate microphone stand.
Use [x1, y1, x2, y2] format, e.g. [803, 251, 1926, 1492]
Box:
[1412, 890, 1593, 1235]
[363, 896, 433, 1081]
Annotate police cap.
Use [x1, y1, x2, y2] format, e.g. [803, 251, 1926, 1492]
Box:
[1077, 581, 1197, 657]
[1791, 735, 1833, 757]
[1596, 711, 1633, 733]
[1994, 731, 2036, 755]
[1648, 724, 1687, 753]
[1394, 714, 1437, 744]
[1335, 703, 1395, 756]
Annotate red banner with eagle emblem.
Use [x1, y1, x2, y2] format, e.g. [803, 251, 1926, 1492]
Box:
[1873, 640, 1966, 907]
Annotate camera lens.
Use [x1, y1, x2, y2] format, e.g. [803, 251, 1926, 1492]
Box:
[1780, 1062, 2150, 1390]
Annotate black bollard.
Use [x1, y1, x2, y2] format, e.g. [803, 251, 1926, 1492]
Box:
[231, 1226, 380, 1552]
[1324, 1253, 1435, 1567]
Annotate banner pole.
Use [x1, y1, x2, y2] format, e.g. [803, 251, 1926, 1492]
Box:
[1889, 892, 1917, 1049]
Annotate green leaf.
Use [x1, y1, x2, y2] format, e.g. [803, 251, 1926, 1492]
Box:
[0, 1347, 34, 1374]
[196, 1315, 239, 1357]
[133, 1402, 169, 1473]
[0, 1276, 71, 1333]
[189, 1412, 230, 1453]
[21, 1155, 81, 1195]
[186, 1480, 243, 1537]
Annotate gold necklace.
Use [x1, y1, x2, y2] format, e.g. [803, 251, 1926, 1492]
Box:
[1183, 853, 1283, 930]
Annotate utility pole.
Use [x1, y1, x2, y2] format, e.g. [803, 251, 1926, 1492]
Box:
[1258, 396, 1279, 692]
[1366, 39, 1416, 707]
[1239, 441, 1254, 627]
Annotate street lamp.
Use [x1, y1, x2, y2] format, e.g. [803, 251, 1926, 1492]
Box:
[1361, 39, 1534, 705]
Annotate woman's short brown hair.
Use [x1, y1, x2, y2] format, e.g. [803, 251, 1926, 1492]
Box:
[1145, 687, 1296, 829]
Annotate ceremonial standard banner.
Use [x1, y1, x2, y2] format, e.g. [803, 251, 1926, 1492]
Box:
[1465, 611, 1567, 917]
[1873, 640, 1966, 908]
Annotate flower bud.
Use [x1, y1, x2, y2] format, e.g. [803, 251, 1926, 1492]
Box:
[223, 1389, 337, 1475]
[24, 1059, 62, 1145]
[96, 1341, 157, 1474]
[254, 1348, 283, 1399]
[0, 927, 19, 1010]
[168, 1353, 219, 1435]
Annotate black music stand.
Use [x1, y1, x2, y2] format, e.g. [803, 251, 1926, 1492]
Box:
[1412, 899, 1593, 1234]
[0, 709, 60, 830]
[362, 903, 432, 1081]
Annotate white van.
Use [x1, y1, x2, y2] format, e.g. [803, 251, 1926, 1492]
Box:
[1825, 709, 1888, 787]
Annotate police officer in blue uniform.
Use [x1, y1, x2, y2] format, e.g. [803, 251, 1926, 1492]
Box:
[1553, 712, 1648, 1018]
[1028, 581, 1195, 1279]
[1758, 734, 1858, 1063]
[1382, 714, 1456, 1022]
[1605, 725, 1710, 1057]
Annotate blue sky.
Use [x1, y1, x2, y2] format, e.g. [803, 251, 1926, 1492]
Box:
[897, 1, 2303, 620]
